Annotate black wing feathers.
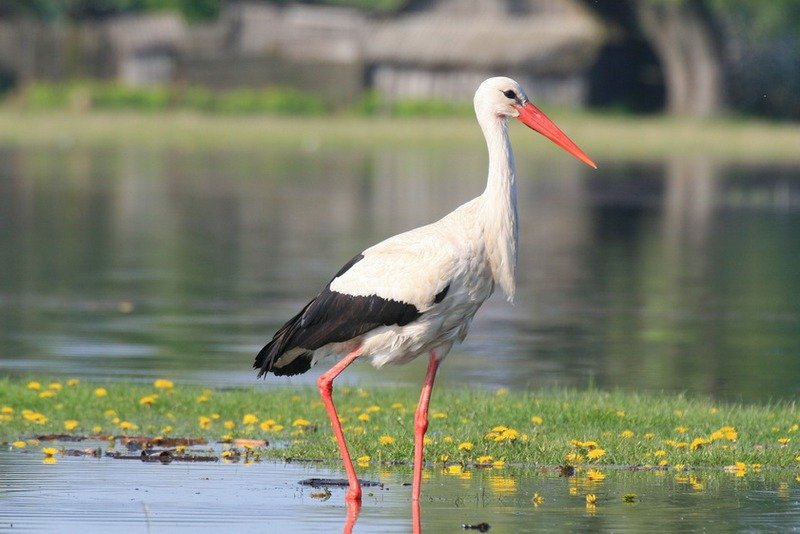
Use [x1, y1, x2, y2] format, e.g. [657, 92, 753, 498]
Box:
[255, 253, 422, 377]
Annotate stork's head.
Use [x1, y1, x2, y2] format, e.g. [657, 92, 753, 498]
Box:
[474, 77, 596, 169]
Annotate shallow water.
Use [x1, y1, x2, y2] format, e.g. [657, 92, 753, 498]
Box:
[2, 441, 799, 533]
[2, 145, 800, 402]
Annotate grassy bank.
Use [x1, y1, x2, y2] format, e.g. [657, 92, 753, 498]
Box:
[0, 110, 798, 162]
[1, 377, 798, 471]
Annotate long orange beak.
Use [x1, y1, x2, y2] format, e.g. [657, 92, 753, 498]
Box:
[515, 102, 597, 169]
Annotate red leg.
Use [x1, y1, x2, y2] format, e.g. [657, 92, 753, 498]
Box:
[343, 498, 361, 534]
[412, 352, 440, 503]
[317, 348, 363, 502]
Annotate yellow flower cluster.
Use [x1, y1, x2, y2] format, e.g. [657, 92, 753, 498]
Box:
[22, 409, 48, 424]
[485, 425, 521, 443]
[569, 439, 606, 462]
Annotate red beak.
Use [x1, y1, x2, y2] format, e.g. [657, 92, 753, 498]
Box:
[515, 102, 597, 169]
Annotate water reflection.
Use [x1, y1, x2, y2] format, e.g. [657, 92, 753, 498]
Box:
[1, 145, 799, 401]
[2, 444, 799, 533]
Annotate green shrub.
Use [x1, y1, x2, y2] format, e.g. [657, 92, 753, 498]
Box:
[23, 83, 71, 109]
[90, 83, 172, 111]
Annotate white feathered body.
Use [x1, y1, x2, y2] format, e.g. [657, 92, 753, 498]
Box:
[255, 77, 523, 377]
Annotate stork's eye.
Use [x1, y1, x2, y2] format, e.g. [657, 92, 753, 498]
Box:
[502, 89, 517, 100]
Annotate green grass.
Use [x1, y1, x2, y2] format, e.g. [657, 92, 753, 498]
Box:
[0, 109, 797, 162]
[1, 377, 798, 471]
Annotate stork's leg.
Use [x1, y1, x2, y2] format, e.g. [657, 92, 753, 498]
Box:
[317, 347, 363, 502]
[412, 352, 440, 503]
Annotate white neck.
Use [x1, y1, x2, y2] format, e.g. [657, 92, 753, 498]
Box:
[478, 113, 519, 302]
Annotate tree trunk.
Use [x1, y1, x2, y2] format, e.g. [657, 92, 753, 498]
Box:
[635, 0, 725, 117]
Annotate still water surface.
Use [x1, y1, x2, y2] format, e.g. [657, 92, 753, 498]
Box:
[2, 441, 799, 533]
[2, 145, 800, 401]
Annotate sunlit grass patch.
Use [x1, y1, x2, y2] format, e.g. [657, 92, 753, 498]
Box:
[0, 376, 798, 471]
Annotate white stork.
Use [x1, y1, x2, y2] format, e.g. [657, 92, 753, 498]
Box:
[255, 76, 596, 505]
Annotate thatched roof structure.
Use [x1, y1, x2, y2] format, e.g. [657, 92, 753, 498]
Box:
[365, 0, 603, 74]
[107, 13, 187, 56]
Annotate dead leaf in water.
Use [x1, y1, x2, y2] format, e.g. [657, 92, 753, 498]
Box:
[310, 488, 332, 501]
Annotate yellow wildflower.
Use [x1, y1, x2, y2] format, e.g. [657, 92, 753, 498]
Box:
[675, 426, 688, 434]
[644, 433, 655, 439]
[292, 418, 310, 427]
[66, 378, 80, 386]
[691, 437, 709, 451]
[48, 382, 62, 390]
[160, 425, 173, 434]
[42, 447, 58, 456]
[778, 437, 791, 446]
[43, 457, 57, 465]
[1, 406, 12, 414]
[586, 493, 597, 505]
[39, 390, 55, 398]
[443, 436, 454, 443]
[564, 452, 584, 463]
[357, 413, 370, 422]
[496, 388, 509, 396]
[198, 416, 212, 429]
[242, 414, 258, 425]
[616, 411, 625, 417]
[259, 419, 277, 431]
[530, 416, 543, 425]
[458, 442, 474, 452]
[445, 465, 463, 475]
[532, 493, 544, 505]
[224, 420, 235, 430]
[654, 450, 667, 457]
[22, 410, 48, 424]
[119, 421, 138, 431]
[365, 405, 381, 413]
[586, 448, 606, 461]
[378, 435, 395, 446]
[139, 395, 158, 406]
[63, 419, 79, 431]
[492, 459, 506, 468]
[390, 402, 404, 410]
[476, 455, 493, 464]
[92, 425, 103, 433]
[94, 387, 108, 397]
[356, 455, 370, 466]
[431, 411, 447, 419]
[153, 378, 174, 389]
[270, 424, 285, 432]
[12, 441, 26, 448]
[620, 430, 634, 438]
[27, 381, 41, 390]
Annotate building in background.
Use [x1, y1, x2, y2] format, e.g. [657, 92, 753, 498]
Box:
[0, 0, 604, 107]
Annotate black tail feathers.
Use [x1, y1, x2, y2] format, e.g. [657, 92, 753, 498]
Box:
[254, 340, 314, 378]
